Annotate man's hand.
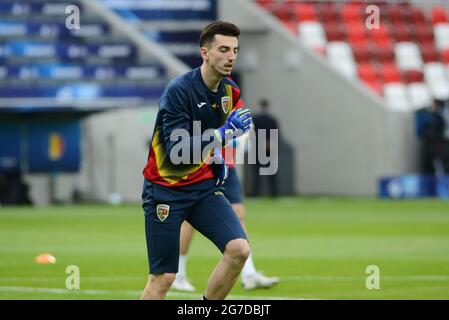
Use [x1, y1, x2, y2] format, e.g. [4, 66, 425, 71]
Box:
[209, 147, 229, 186]
[215, 108, 252, 146]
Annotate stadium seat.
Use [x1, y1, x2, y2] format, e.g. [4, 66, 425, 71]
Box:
[403, 70, 424, 84]
[415, 23, 435, 46]
[324, 22, 345, 41]
[434, 23, 449, 50]
[375, 43, 396, 64]
[395, 42, 423, 71]
[421, 43, 441, 63]
[358, 63, 378, 83]
[298, 21, 327, 52]
[379, 63, 402, 83]
[294, 3, 317, 22]
[352, 44, 372, 64]
[383, 83, 410, 111]
[424, 62, 449, 99]
[282, 20, 298, 34]
[369, 25, 392, 47]
[431, 6, 449, 24]
[442, 49, 449, 64]
[393, 25, 415, 43]
[340, 3, 363, 24]
[345, 22, 367, 46]
[407, 83, 433, 110]
[327, 41, 357, 78]
[410, 7, 427, 25]
[363, 80, 383, 96]
[388, 5, 406, 25]
[318, 2, 339, 23]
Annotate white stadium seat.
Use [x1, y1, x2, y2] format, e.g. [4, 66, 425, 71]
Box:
[434, 23, 449, 50]
[395, 42, 423, 71]
[383, 83, 410, 112]
[423, 62, 449, 99]
[298, 21, 327, 51]
[326, 41, 357, 78]
[407, 83, 433, 110]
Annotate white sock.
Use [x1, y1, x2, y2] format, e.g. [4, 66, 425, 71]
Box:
[178, 255, 187, 278]
[241, 252, 257, 280]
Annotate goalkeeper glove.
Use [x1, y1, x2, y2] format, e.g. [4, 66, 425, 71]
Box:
[210, 147, 229, 186]
[215, 108, 252, 146]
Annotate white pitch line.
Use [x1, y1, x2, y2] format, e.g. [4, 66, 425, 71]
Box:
[281, 275, 449, 282]
[2, 275, 449, 283]
[0, 286, 306, 300]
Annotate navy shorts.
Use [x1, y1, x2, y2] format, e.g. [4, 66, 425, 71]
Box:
[142, 178, 247, 274]
[223, 167, 243, 204]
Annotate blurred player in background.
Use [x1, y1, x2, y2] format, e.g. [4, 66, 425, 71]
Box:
[172, 100, 280, 292]
[140, 21, 253, 300]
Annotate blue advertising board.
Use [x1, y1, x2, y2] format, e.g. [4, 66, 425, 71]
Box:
[0, 122, 21, 172]
[26, 121, 81, 172]
[0, 120, 81, 173]
[379, 174, 436, 199]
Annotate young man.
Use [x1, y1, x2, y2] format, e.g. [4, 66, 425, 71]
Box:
[141, 21, 252, 300]
[172, 101, 280, 292]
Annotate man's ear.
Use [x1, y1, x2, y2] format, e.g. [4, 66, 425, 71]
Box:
[200, 47, 208, 61]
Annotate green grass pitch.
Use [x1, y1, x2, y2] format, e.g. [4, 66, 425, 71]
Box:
[1, 198, 449, 300]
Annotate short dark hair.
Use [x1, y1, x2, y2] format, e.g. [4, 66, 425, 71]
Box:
[199, 21, 240, 47]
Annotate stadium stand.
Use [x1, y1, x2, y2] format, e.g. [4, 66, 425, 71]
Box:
[256, 0, 449, 110]
[100, 0, 217, 69]
[0, 0, 168, 113]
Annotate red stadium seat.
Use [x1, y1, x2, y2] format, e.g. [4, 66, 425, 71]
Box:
[358, 63, 378, 83]
[352, 44, 372, 64]
[410, 7, 426, 24]
[295, 3, 317, 22]
[341, 3, 363, 24]
[324, 22, 345, 41]
[379, 63, 402, 83]
[431, 6, 449, 24]
[369, 25, 392, 47]
[415, 23, 435, 45]
[388, 5, 405, 24]
[373, 43, 395, 64]
[421, 43, 441, 63]
[268, 3, 295, 21]
[403, 70, 424, 83]
[363, 80, 383, 96]
[346, 22, 367, 46]
[393, 25, 414, 42]
[282, 20, 298, 34]
[318, 2, 339, 23]
[442, 49, 449, 64]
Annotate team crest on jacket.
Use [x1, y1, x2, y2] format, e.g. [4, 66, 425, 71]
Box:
[221, 96, 231, 113]
[156, 204, 170, 222]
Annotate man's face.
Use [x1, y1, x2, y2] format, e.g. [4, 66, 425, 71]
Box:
[201, 34, 239, 77]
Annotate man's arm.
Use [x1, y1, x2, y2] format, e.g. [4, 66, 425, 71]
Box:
[160, 86, 217, 162]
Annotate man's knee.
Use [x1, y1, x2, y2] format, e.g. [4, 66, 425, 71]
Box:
[224, 238, 250, 265]
[150, 273, 176, 290]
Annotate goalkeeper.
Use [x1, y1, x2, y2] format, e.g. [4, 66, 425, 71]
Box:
[141, 21, 252, 300]
[172, 100, 280, 292]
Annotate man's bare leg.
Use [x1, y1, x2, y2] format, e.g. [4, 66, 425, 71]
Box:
[233, 203, 280, 290]
[172, 222, 196, 292]
[141, 273, 176, 300]
[204, 238, 250, 299]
